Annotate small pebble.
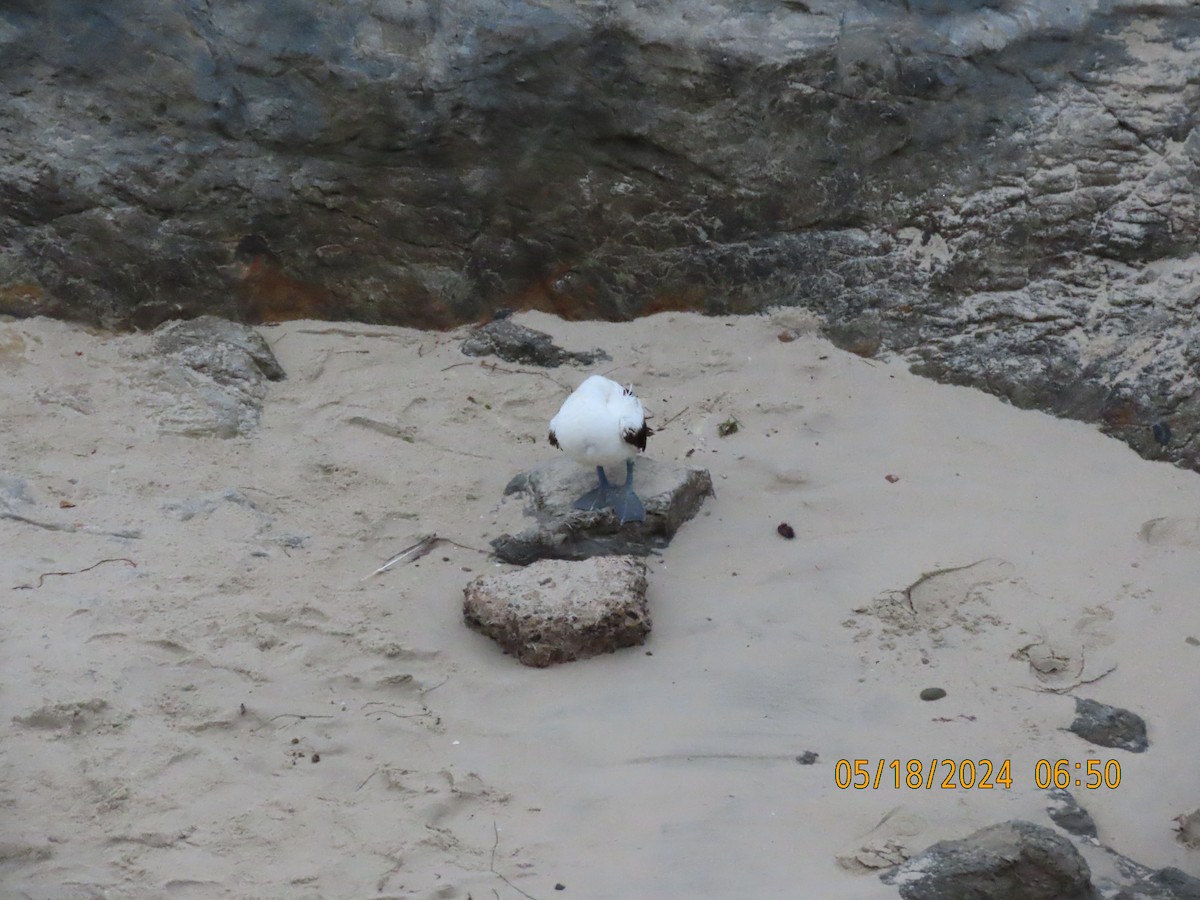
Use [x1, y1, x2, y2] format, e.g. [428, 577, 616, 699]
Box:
[777, 522, 795, 539]
[795, 750, 819, 765]
[1153, 421, 1172, 446]
[920, 687, 947, 701]
[311, 753, 321, 763]
[555, 884, 566, 891]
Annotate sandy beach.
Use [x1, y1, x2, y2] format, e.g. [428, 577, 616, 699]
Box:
[2, 310, 1198, 898]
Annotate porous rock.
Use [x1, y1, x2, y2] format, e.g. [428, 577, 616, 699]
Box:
[138, 316, 285, 438]
[882, 820, 1093, 900]
[460, 319, 609, 368]
[491, 458, 712, 565]
[463, 556, 650, 667]
[1070, 697, 1149, 753]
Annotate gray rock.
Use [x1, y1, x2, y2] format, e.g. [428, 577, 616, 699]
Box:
[883, 820, 1093, 900]
[460, 319, 609, 368]
[463, 556, 650, 667]
[1070, 698, 1149, 753]
[151, 316, 286, 382]
[1113, 868, 1200, 900]
[1046, 788, 1098, 839]
[139, 316, 286, 438]
[491, 458, 713, 565]
[4, 2, 1200, 473]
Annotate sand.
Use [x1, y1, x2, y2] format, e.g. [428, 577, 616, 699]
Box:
[2, 310, 1198, 898]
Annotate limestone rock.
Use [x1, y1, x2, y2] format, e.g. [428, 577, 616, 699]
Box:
[463, 556, 650, 667]
[883, 820, 1093, 900]
[138, 316, 286, 438]
[1175, 809, 1200, 850]
[491, 458, 712, 565]
[460, 319, 609, 368]
[1070, 698, 1149, 754]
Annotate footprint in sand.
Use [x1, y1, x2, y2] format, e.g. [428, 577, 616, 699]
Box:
[836, 806, 925, 874]
[865, 558, 1015, 635]
[1013, 606, 1117, 686]
[1139, 517, 1200, 547]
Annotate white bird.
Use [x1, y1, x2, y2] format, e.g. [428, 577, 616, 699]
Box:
[548, 374, 652, 524]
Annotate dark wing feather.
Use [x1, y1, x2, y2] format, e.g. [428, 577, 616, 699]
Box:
[622, 422, 651, 452]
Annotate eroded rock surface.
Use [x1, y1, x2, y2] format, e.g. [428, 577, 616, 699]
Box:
[463, 556, 650, 667]
[3, 2, 1200, 468]
[460, 319, 609, 368]
[883, 820, 1093, 900]
[491, 458, 712, 565]
[1113, 867, 1200, 900]
[137, 316, 285, 438]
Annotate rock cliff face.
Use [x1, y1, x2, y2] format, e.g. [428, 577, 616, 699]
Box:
[1, 1, 1199, 466]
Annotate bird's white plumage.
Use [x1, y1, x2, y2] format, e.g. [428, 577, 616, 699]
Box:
[549, 375, 646, 469]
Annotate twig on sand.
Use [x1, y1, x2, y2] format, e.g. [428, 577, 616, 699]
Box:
[1, 510, 141, 540]
[363, 535, 488, 580]
[356, 767, 380, 792]
[657, 405, 690, 430]
[440, 359, 569, 391]
[1031, 662, 1119, 695]
[366, 709, 432, 720]
[14, 557, 137, 590]
[491, 821, 541, 900]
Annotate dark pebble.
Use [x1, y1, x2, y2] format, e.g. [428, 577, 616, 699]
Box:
[777, 522, 795, 539]
[1045, 788, 1098, 838]
[920, 687, 947, 701]
[1153, 421, 1172, 446]
[795, 750, 819, 765]
[1069, 697, 1148, 752]
[555, 884, 566, 891]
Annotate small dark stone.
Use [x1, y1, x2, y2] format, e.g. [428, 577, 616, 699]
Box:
[920, 687, 947, 701]
[311, 753, 320, 763]
[555, 885, 566, 892]
[795, 750, 819, 765]
[1153, 422, 1172, 446]
[777, 522, 796, 539]
[1046, 788, 1098, 838]
[1070, 697, 1148, 753]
